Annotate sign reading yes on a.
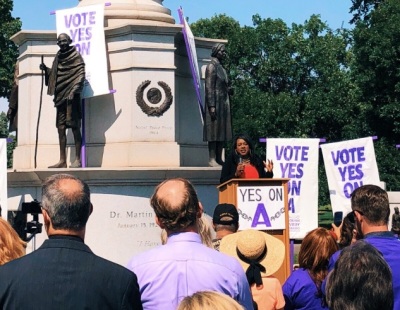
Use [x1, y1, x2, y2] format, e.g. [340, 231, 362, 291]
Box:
[237, 185, 285, 230]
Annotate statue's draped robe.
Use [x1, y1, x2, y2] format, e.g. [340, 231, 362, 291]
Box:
[45, 46, 85, 128]
[203, 57, 232, 142]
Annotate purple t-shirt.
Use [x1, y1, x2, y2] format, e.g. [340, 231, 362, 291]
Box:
[328, 232, 400, 310]
[127, 232, 254, 310]
[282, 268, 328, 310]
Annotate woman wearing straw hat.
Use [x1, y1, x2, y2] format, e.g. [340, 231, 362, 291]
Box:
[220, 229, 285, 310]
[282, 227, 338, 309]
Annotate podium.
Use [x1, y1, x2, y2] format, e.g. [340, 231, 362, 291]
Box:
[217, 178, 291, 284]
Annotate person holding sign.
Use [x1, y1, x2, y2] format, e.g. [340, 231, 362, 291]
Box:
[220, 133, 273, 184]
[40, 33, 85, 168]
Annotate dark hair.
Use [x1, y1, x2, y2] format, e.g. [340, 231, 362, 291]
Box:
[298, 228, 338, 297]
[57, 33, 72, 45]
[326, 240, 393, 310]
[338, 212, 360, 249]
[151, 178, 200, 232]
[41, 174, 91, 231]
[351, 185, 390, 225]
[230, 133, 258, 166]
[211, 43, 225, 57]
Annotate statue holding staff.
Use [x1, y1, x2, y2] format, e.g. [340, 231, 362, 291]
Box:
[40, 33, 85, 168]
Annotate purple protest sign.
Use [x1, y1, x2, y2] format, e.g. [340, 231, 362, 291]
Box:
[178, 7, 204, 123]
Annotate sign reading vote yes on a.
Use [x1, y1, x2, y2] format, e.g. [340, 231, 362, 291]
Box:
[237, 185, 285, 230]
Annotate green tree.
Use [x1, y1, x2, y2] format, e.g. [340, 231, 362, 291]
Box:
[350, 0, 400, 191]
[351, 0, 400, 140]
[0, 0, 20, 168]
[190, 14, 240, 41]
[0, 0, 21, 99]
[191, 14, 361, 203]
[350, 0, 383, 23]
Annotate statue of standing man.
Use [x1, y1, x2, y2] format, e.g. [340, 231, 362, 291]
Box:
[204, 43, 233, 167]
[40, 33, 85, 168]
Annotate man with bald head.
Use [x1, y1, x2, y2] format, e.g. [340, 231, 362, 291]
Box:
[0, 173, 142, 309]
[127, 178, 253, 310]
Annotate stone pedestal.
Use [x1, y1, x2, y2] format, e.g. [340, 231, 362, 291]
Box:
[7, 0, 227, 266]
[7, 168, 220, 265]
[11, 6, 224, 169]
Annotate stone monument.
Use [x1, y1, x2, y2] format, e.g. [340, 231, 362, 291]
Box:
[8, 0, 224, 266]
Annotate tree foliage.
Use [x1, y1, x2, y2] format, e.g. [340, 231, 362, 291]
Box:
[348, 0, 400, 191]
[350, 0, 383, 24]
[0, 0, 20, 168]
[0, 0, 21, 99]
[352, 0, 400, 141]
[193, 8, 400, 198]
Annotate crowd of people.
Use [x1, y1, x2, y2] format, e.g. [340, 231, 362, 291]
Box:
[0, 172, 398, 310]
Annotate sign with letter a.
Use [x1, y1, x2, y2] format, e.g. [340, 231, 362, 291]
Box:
[237, 185, 285, 230]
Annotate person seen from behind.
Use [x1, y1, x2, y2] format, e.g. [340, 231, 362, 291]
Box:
[282, 227, 338, 309]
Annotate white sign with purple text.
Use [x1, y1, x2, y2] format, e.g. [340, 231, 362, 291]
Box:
[236, 185, 285, 230]
[0, 139, 7, 219]
[56, 4, 109, 98]
[321, 137, 380, 214]
[178, 8, 204, 118]
[267, 138, 319, 239]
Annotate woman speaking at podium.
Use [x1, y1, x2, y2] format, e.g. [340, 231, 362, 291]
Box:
[220, 133, 274, 184]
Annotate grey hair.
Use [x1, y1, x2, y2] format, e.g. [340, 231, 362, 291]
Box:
[41, 174, 91, 231]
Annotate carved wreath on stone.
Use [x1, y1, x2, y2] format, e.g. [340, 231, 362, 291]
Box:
[136, 80, 173, 117]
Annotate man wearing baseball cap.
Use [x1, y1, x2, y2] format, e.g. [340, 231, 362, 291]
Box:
[212, 203, 239, 250]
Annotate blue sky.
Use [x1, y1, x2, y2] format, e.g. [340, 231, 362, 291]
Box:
[1, 0, 353, 112]
[13, 0, 353, 30]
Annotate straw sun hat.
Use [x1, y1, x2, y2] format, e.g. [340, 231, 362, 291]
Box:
[220, 229, 285, 277]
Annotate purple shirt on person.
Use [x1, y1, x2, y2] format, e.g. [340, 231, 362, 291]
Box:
[328, 232, 400, 310]
[282, 268, 328, 310]
[127, 232, 254, 310]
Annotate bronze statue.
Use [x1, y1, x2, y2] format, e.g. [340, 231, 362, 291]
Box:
[7, 61, 19, 133]
[40, 33, 85, 168]
[204, 43, 233, 167]
[392, 207, 400, 236]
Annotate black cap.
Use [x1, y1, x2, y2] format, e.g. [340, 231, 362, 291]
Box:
[213, 203, 239, 225]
